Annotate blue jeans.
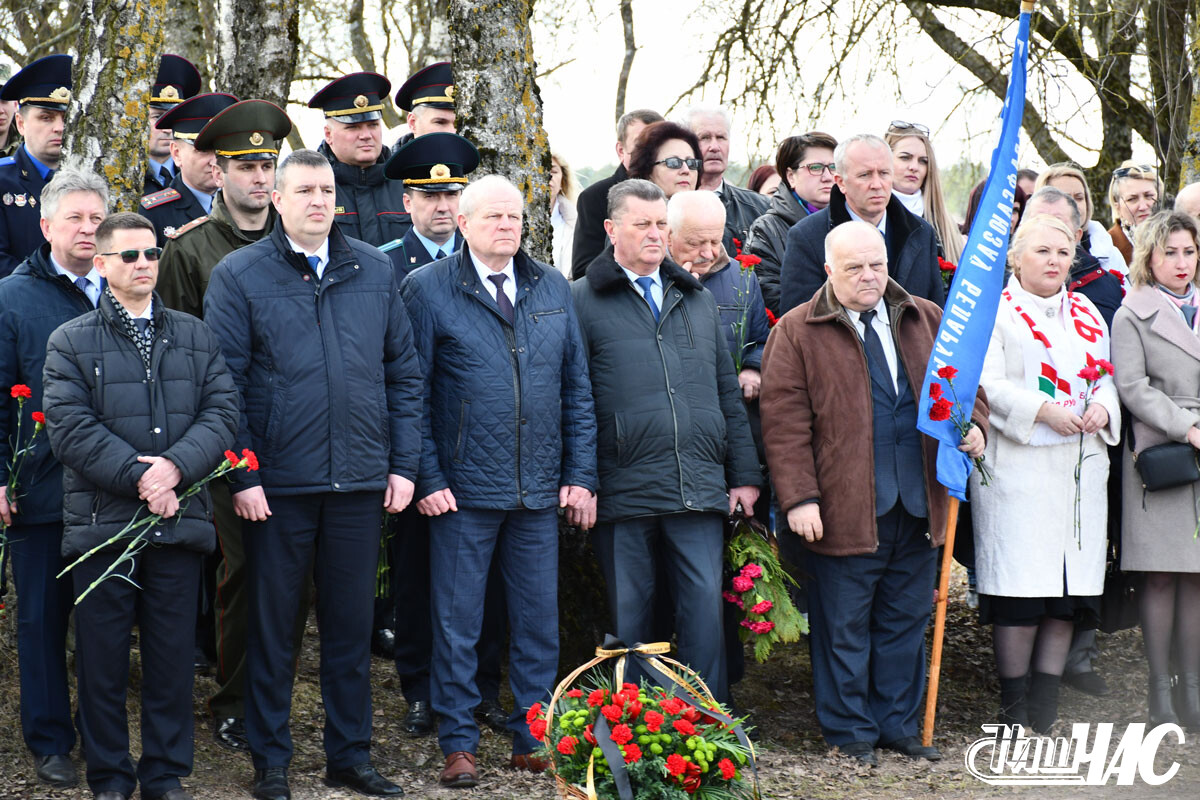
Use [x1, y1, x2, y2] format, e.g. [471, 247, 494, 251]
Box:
[429, 506, 559, 756]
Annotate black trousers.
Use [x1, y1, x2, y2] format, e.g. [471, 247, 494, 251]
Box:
[73, 544, 202, 797]
[244, 491, 381, 770]
[392, 504, 507, 705]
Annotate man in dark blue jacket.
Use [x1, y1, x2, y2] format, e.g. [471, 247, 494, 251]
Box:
[0, 168, 107, 790]
[204, 149, 420, 800]
[401, 175, 597, 789]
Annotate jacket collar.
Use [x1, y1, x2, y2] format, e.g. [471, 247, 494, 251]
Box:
[269, 220, 357, 274]
[1124, 284, 1200, 363]
[318, 140, 388, 187]
[768, 184, 807, 225]
[584, 245, 703, 294]
[98, 289, 168, 329]
[453, 241, 540, 289]
[826, 184, 920, 239]
[806, 277, 916, 325]
[212, 190, 278, 242]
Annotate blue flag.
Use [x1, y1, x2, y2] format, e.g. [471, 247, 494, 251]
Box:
[915, 8, 1032, 501]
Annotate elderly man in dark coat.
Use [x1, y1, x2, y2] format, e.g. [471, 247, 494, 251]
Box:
[779, 134, 945, 314]
[573, 178, 761, 704]
[761, 220, 987, 766]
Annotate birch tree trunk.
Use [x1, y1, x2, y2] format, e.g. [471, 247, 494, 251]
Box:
[449, 0, 552, 262]
[64, 0, 165, 213]
[212, 0, 299, 109]
[162, 0, 209, 90]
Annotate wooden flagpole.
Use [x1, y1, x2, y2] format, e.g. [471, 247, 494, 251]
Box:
[922, 496, 959, 747]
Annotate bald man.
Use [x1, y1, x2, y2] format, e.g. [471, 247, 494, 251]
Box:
[761, 221, 987, 766]
[1176, 182, 1200, 220]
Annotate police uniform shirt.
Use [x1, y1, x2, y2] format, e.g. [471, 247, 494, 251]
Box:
[412, 227, 453, 261]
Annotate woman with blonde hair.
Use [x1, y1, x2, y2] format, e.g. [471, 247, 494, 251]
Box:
[1112, 210, 1200, 729]
[550, 152, 579, 277]
[971, 213, 1119, 731]
[884, 121, 965, 263]
[1107, 161, 1163, 266]
[1036, 162, 1123, 276]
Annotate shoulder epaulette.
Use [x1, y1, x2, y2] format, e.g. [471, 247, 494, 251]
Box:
[167, 215, 210, 239]
[140, 187, 181, 209]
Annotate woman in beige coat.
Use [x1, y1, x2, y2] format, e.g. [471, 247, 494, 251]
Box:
[1111, 210, 1200, 729]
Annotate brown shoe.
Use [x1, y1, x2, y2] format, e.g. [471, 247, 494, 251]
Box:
[509, 753, 550, 773]
[440, 751, 478, 788]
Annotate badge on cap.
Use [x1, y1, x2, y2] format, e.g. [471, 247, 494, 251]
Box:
[249, 131, 264, 146]
[50, 86, 71, 102]
[446, 86, 455, 100]
[430, 164, 451, 180]
[354, 94, 368, 108]
[161, 85, 180, 100]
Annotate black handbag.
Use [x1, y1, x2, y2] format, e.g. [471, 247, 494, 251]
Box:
[1129, 422, 1200, 491]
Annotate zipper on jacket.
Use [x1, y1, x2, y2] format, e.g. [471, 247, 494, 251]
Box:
[530, 308, 565, 323]
[657, 281, 688, 506]
[503, 326, 523, 502]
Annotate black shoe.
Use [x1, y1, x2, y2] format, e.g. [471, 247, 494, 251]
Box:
[1149, 673, 1179, 727]
[370, 629, 396, 659]
[401, 700, 434, 737]
[837, 741, 877, 766]
[252, 767, 290, 800]
[325, 763, 404, 796]
[194, 645, 210, 673]
[1179, 673, 1200, 729]
[880, 736, 942, 761]
[1063, 670, 1110, 697]
[1027, 672, 1061, 734]
[34, 753, 77, 788]
[214, 717, 250, 752]
[474, 698, 510, 733]
[146, 790, 194, 800]
[94, 793, 127, 800]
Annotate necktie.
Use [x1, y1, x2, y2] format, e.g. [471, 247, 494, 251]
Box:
[438, 249, 449, 260]
[488, 273, 514, 324]
[307, 255, 321, 278]
[859, 309, 895, 398]
[159, 166, 171, 186]
[74, 276, 94, 307]
[634, 276, 660, 323]
[133, 317, 150, 334]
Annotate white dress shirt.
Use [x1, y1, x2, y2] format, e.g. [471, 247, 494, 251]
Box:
[846, 298, 899, 392]
[285, 235, 330, 279]
[470, 251, 517, 306]
[618, 263, 664, 312]
[847, 204, 888, 237]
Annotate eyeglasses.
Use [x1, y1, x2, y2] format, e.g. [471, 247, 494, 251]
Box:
[100, 247, 163, 263]
[654, 156, 701, 171]
[1113, 165, 1156, 178]
[796, 162, 836, 175]
[889, 120, 930, 136]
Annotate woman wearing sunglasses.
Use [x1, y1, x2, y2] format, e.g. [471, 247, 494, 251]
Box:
[743, 131, 838, 316]
[885, 120, 964, 265]
[626, 121, 704, 200]
[1107, 161, 1163, 266]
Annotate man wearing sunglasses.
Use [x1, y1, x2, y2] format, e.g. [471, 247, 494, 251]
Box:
[684, 105, 767, 258]
[779, 133, 944, 314]
[42, 211, 239, 800]
[0, 167, 109, 791]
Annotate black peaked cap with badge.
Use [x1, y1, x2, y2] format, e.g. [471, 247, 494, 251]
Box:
[394, 62, 453, 112]
[195, 99, 292, 161]
[308, 72, 391, 124]
[384, 132, 478, 191]
[156, 92, 240, 142]
[0, 54, 73, 112]
[150, 54, 202, 108]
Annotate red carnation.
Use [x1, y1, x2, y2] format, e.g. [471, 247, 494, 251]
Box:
[673, 718, 696, 736]
[622, 682, 639, 694]
[644, 710, 664, 732]
[666, 753, 687, 777]
[626, 699, 642, 719]
[929, 397, 953, 422]
[1078, 365, 1101, 383]
[601, 703, 623, 723]
[929, 383, 942, 399]
[10, 384, 31, 399]
[735, 253, 762, 270]
[681, 761, 702, 793]
[765, 308, 778, 327]
[567, 688, 583, 699]
[529, 718, 547, 741]
[610, 724, 633, 745]
[241, 448, 259, 471]
[224, 450, 238, 466]
[718, 757, 736, 780]
[938, 256, 956, 273]
[1097, 358, 1115, 375]
[623, 743, 642, 763]
[936, 366, 958, 380]
[739, 563, 763, 579]
[526, 703, 543, 725]
[751, 600, 773, 615]
[731, 575, 754, 593]
[557, 735, 578, 755]
[583, 724, 597, 745]
[660, 697, 685, 716]
[722, 590, 744, 609]
[750, 620, 776, 634]
[31, 411, 45, 425]
[587, 689, 607, 707]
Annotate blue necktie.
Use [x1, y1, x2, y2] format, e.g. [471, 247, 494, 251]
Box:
[74, 276, 95, 307]
[307, 255, 321, 277]
[634, 276, 660, 323]
[133, 317, 150, 334]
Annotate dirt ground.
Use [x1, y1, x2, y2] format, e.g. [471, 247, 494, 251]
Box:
[2, 566, 1199, 800]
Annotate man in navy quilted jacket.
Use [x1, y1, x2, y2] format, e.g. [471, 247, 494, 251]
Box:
[400, 174, 597, 789]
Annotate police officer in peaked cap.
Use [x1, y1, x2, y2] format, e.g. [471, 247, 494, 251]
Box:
[393, 61, 456, 148]
[145, 54, 203, 194]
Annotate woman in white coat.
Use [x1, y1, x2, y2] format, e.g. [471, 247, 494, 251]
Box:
[971, 214, 1120, 732]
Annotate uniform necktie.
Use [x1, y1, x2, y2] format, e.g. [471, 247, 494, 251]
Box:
[488, 273, 514, 324]
[159, 166, 171, 186]
[634, 276, 660, 323]
[74, 276, 94, 306]
[859, 309, 895, 398]
[307, 255, 321, 277]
